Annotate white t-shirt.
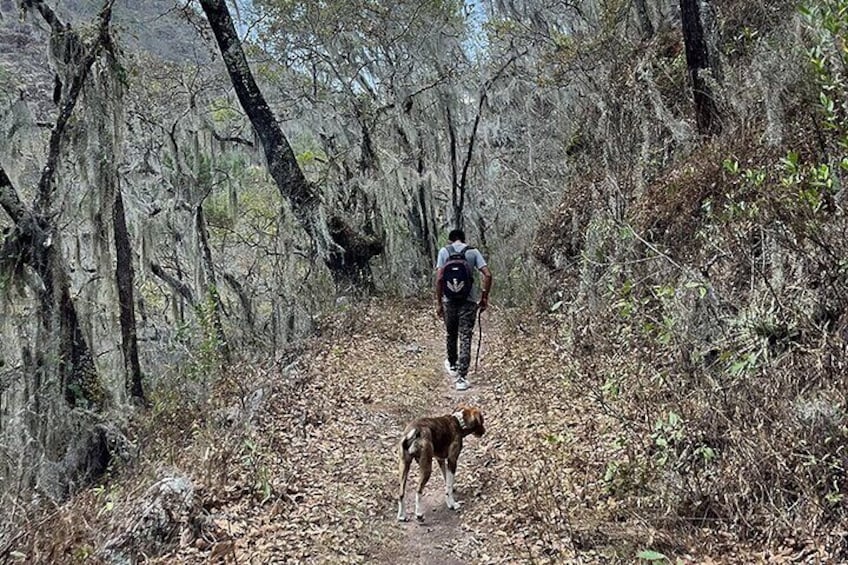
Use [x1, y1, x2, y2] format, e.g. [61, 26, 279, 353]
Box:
[436, 242, 487, 302]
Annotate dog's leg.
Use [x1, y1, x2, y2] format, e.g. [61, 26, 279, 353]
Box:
[445, 461, 460, 510]
[397, 446, 412, 521]
[445, 443, 463, 510]
[415, 448, 433, 521]
[437, 458, 447, 497]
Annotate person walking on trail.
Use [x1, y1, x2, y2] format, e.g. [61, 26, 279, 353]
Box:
[435, 229, 493, 391]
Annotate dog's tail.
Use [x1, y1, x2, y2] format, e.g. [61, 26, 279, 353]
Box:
[401, 427, 420, 455]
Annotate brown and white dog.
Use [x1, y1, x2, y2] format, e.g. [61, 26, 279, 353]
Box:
[397, 405, 485, 521]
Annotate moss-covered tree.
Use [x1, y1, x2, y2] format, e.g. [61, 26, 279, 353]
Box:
[199, 0, 383, 293]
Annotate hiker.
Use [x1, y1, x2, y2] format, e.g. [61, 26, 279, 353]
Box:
[435, 229, 493, 391]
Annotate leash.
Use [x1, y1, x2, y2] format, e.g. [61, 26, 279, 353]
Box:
[474, 307, 483, 373]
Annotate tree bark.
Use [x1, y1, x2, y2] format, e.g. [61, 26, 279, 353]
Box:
[445, 105, 462, 230]
[633, 0, 654, 40]
[0, 169, 99, 408]
[199, 0, 383, 292]
[397, 120, 436, 263]
[680, 0, 721, 135]
[355, 104, 378, 173]
[151, 262, 195, 304]
[457, 97, 484, 228]
[324, 215, 384, 292]
[113, 187, 144, 403]
[195, 203, 231, 362]
[0, 1, 115, 408]
[445, 52, 523, 231]
[222, 271, 255, 330]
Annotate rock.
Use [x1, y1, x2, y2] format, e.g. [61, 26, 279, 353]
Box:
[214, 386, 268, 427]
[99, 475, 204, 563]
[36, 420, 136, 501]
[403, 342, 423, 354]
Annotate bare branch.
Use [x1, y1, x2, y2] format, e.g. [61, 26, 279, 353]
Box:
[150, 262, 196, 304]
[21, 0, 64, 36]
[210, 129, 254, 147]
[34, 0, 117, 213]
[453, 48, 528, 226]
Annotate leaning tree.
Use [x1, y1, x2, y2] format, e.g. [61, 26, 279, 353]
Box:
[199, 0, 383, 292]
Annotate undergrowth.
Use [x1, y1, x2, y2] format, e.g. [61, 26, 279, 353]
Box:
[530, 0, 848, 557]
[0, 295, 287, 563]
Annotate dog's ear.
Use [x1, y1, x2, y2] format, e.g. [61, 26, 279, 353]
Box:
[464, 407, 484, 432]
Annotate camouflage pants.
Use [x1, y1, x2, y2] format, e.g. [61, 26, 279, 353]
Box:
[444, 300, 479, 378]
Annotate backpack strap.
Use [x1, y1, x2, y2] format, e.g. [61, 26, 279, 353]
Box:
[462, 245, 475, 267]
[444, 243, 475, 268]
[445, 243, 472, 254]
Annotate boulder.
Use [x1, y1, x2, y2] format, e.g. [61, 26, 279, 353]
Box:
[99, 475, 204, 563]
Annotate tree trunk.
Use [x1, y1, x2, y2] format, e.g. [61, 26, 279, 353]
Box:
[325, 216, 384, 293]
[445, 105, 463, 230]
[199, 0, 383, 291]
[0, 2, 115, 409]
[680, 0, 722, 135]
[151, 261, 195, 305]
[355, 104, 378, 173]
[0, 171, 100, 408]
[633, 0, 654, 40]
[446, 98, 484, 232]
[222, 271, 255, 331]
[113, 187, 144, 403]
[398, 119, 437, 264]
[445, 64, 507, 232]
[195, 203, 231, 362]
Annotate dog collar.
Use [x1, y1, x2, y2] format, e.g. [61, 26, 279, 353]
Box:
[452, 411, 467, 429]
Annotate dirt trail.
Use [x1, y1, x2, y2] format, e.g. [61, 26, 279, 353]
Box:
[161, 299, 573, 564]
[387, 311, 494, 565]
[295, 300, 500, 564]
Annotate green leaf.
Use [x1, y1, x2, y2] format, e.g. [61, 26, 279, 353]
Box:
[696, 445, 716, 463]
[730, 359, 747, 375]
[545, 433, 565, 445]
[637, 549, 668, 561]
[296, 149, 316, 164]
[780, 151, 799, 173]
[667, 411, 680, 427]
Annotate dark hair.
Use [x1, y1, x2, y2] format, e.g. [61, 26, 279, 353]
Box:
[448, 229, 465, 242]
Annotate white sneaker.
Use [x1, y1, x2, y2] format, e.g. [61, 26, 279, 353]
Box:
[444, 360, 458, 378]
[455, 377, 470, 391]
